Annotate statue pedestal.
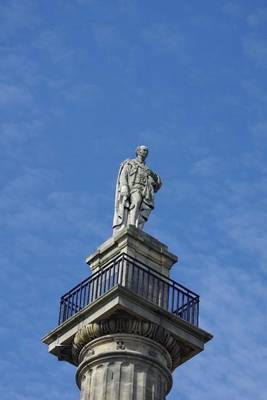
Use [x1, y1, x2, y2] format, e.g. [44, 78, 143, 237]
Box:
[86, 225, 178, 277]
[43, 229, 212, 400]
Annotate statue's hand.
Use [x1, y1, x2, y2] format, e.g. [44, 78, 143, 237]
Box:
[120, 185, 130, 197]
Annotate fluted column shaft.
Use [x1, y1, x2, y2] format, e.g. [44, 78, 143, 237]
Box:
[76, 334, 172, 400]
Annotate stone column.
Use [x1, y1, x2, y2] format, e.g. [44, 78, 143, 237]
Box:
[73, 319, 179, 400]
[42, 230, 213, 400]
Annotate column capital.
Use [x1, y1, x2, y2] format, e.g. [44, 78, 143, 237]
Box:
[73, 318, 180, 370]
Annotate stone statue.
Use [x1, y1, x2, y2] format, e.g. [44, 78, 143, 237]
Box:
[113, 145, 162, 233]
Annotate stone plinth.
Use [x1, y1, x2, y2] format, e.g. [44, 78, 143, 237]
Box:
[86, 226, 177, 277]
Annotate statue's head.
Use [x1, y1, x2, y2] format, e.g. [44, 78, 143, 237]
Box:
[136, 145, 149, 160]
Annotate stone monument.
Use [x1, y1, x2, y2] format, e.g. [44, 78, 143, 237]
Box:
[43, 146, 212, 400]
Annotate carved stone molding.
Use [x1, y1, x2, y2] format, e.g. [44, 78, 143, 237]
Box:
[73, 318, 180, 367]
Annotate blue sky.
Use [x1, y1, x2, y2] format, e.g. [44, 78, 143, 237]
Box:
[1, 0, 267, 399]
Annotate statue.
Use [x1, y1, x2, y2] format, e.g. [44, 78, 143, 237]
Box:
[113, 145, 162, 233]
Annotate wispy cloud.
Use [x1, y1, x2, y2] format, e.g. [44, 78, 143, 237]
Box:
[156, 157, 267, 399]
[62, 83, 98, 103]
[247, 7, 267, 27]
[0, 52, 39, 87]
[37, 29, 76, 67]
[0, 83, 33, 107]
[92, 23, 122, 47]
[222, 2, 246, 18]
[190, 157, 224, 177]
[141, 23, 186, 54]
[0, 120, 42, 156]
[0, 0, 40, 39]
[171, 248, 267, 400]
[0, 2, 266, 400]
[242, 33, 267, 66]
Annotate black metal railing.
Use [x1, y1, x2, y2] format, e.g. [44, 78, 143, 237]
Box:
[58, 253, 199, 326]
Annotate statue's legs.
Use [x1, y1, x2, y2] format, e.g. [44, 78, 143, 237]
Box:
[128, 191, 143, 228]
[138, 201, 153, 229]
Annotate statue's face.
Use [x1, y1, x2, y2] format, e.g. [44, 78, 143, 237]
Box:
[137, 146, 148, 160]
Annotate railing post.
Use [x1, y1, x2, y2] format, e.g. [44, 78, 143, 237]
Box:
[58, 299, 63, 325]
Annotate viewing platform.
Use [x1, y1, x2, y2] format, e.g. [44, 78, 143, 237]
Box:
[58, 253, 200, 327]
